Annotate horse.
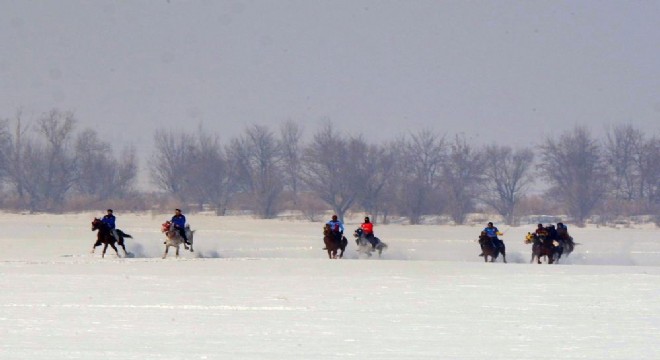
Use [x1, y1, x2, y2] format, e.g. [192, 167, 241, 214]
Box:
[478, 231, 506, 263]
[353, 228, 388, 257]
[91, 218, 132, 258]
[161, 220, 195, 259]
[556, 232, 576, 259]
[524, 232, 559, 264]
[322, 224, 347, 259]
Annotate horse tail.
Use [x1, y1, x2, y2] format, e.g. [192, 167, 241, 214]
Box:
[117, 229, 133, 238]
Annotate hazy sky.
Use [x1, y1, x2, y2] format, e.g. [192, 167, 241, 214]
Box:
[2, 0, 659, 156]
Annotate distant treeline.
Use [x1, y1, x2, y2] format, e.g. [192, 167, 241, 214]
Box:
[0, 109, 658, 227]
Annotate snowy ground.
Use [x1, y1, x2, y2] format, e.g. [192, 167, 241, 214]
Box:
[1, 212, 659, 359]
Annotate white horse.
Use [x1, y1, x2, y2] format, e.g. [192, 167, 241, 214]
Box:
[161, 221, 195, 259]
[353, 228, 387, 257]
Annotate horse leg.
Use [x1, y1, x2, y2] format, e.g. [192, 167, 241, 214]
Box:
[118, 242, 128, 256]
[175, 245, 180, 258]
[109, 242, 120, 258]
[327, 249, 332, 259]
[102, 243, 109, 258]
[163, 245, 169, 259]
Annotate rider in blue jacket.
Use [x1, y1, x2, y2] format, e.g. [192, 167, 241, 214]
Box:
[171, 208, 190, 245]
[483, 222, 505, 252]
[326, 215, 344, 245]
[101, 209, 119, 241]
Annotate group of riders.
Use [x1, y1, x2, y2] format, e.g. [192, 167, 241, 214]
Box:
[326, 214, 381, 249]
[101, 209, 572, 260]
[100, 208, 191, 245]
[478, 221, 573, 257]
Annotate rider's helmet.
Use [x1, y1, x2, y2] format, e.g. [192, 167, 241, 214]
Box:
[487, 222, 493, 227]
[364, 216, 370, 223]
[107, 209, 113, 213]
[332, 214, 338, 221]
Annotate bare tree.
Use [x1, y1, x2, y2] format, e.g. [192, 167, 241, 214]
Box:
[301, 124, 358, 221]
[227, 125, 284, 218]
[604, 125, 643, 201]
[186, 129, 238, 214]
[74, 129, 113, 198]
[7, 110, 78, 211]
[637, 135, 660, 206]
[38, 110, 78, 210]
[0, 117, 12, 180]
[442, 135, 485, 224]
[6, 110, 30, 202]
[482, 145, 535, 225]
[150, 129, 196, 196]
[75, 136, 137, 201]
[539, 126, 607, 226]
[354, 141, 398, 220]
[279, 121, 304, 206]
[395, 130, 447, 224]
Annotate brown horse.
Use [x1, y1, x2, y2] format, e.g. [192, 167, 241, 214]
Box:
[524, 232, 558, 264]
[323, 224, 347, 259]
[478, 231, 506, 263]
[91, 218, 129, 258]
[555, 231, 576, 259]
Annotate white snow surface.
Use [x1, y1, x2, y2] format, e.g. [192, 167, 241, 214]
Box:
[1, 212, 659, 359]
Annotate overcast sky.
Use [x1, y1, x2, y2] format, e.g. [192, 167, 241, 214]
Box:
[2, 0, 659, 157]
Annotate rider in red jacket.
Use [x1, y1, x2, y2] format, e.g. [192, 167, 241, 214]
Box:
[361, 216, 378, 249]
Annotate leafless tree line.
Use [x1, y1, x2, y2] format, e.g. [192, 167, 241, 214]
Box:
[0, 109, 658, 226]
[149, 121, 659, 226]
[0, 109, 137, 212]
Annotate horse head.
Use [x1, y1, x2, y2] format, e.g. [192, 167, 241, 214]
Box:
[323, 223, 332, 236]
[91, 218, 102, 231]
[524, 232, 535, 244]
[478, 231, 490, 245]
[161, 221, 172, 233]
[353, 228, 363, 238]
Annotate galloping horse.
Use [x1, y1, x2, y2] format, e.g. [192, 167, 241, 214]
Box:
[353, 228, 388, 257]
[524, 232, 558, 264]
[555, 234, 576, 260]
[323, 223, 347, 259]
[478, 231, 506, 263]
[91, 218, 131, 258]
[161, 221, 195, 259]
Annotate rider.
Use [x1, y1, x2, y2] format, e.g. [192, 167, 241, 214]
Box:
[101, 209, 119, 241]
[361, 216, 378, 249]
[171, 208, 190, 245]
[483, 222, 505, 252]
[556, 222, 570, 239]
[535, 223, 548, 237]
[546, 224, 558, 241]
[326, 214, 344, 245]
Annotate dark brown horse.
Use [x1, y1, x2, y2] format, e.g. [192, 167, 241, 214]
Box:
[524, 232, 558, 264]
[323, 224, 347, 259]
[91, 218, 130, 258]
[478, 231, 507, 263]
[555, 231, 576, 260]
